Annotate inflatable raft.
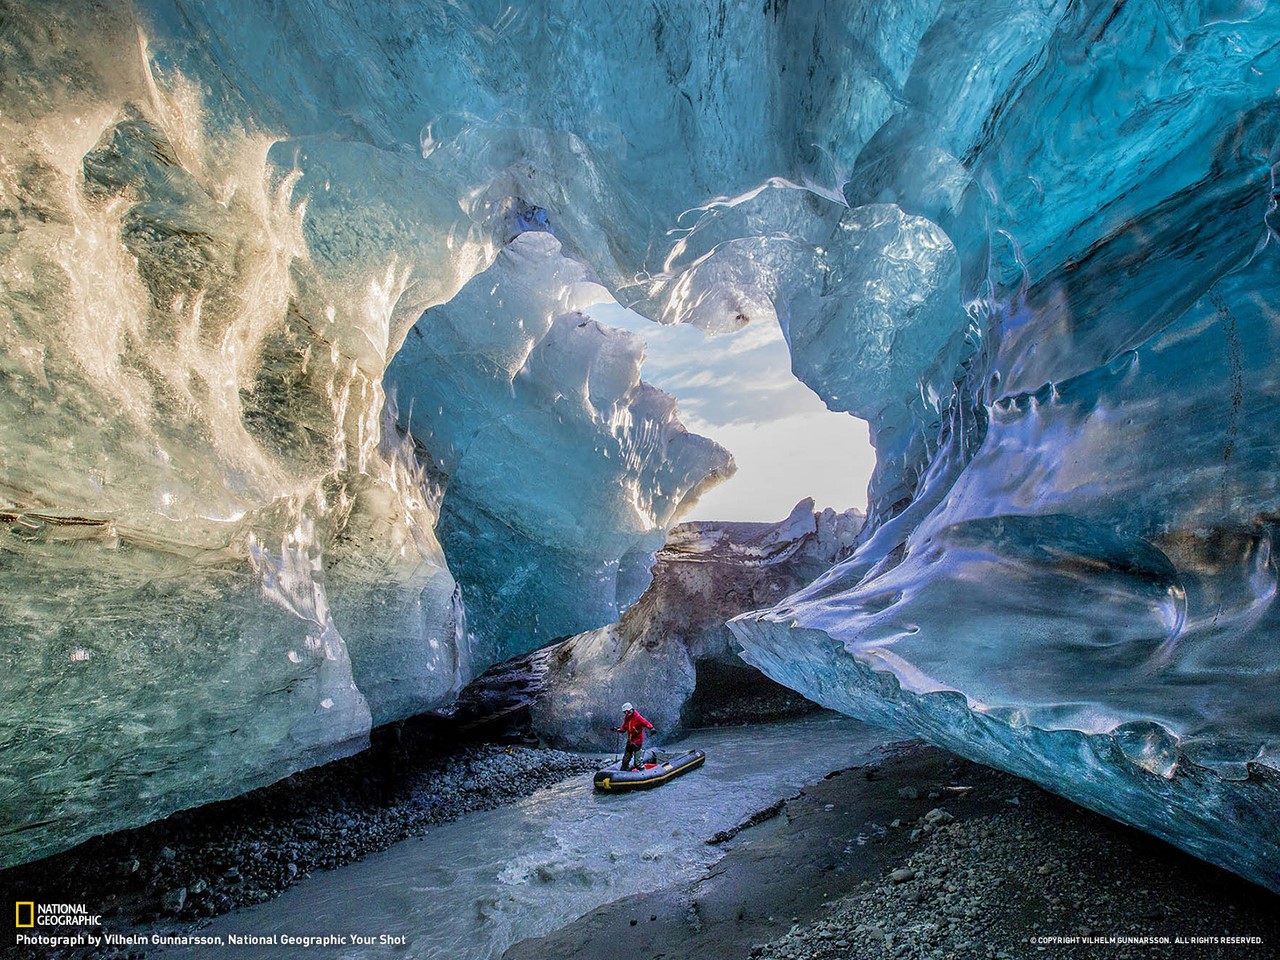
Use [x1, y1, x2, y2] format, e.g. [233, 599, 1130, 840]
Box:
[593, 749, 706, 792]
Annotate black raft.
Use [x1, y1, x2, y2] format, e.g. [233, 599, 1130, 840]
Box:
[593, 749, 706, 793]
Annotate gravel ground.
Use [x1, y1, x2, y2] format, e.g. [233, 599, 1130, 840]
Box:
[751, 772, 1278, 960]
[507, 744, 1277, 960]
[11, 734, 1277, 960]
[1, 721, 599, 960]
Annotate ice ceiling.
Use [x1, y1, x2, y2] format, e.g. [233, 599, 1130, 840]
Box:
[1, 0, 1278, 889]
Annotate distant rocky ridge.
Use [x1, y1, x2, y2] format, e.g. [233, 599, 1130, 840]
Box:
[447, 500, 864, 749]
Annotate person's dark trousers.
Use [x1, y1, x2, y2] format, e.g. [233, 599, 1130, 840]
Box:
[622, 743, 643, 770]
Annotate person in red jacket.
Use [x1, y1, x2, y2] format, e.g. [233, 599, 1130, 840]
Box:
[616, 702, 655, 771]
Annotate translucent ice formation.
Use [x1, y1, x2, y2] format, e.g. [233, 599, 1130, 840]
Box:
[0, 0, 736, 862]
[385, 233, 733, 663]
[729, 0, 1280, 892]
[1, 0, 1278, 894]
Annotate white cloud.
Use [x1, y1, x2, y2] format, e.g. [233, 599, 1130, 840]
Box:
[682, 411, 872, 521]
[589, 299, 875, 521]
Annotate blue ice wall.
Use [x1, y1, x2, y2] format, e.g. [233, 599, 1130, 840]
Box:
[730, 0, 1280, 892]
[1, 0, 1278, 888]
[384, 234, 731, 663]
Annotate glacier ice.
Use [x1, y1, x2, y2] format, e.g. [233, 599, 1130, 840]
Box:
[0, 0, 1277, 894]
[730, 0, 1280, 894]
[0, 0, 734, 863]
[385, 232, 733, 663]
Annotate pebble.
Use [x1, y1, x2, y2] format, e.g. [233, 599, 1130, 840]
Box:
[161, 887, 186, 914]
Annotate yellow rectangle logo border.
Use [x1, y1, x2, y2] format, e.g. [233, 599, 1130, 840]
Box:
[15, 901, 34, 928]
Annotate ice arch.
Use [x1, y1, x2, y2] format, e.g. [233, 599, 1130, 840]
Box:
[0, 0, 1277, 893]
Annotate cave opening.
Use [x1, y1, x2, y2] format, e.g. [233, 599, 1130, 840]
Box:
[585, 296, 875, 524]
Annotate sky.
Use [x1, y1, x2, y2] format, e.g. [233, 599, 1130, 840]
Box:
[588, 300, 875, 523]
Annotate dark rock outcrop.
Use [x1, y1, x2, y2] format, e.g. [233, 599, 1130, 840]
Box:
[527, 500, 864, 749]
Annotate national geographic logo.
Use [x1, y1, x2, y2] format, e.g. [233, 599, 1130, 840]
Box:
[14, 902, 102, 927]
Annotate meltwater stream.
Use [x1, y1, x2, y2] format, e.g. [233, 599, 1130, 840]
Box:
[160, 714, 892, 960]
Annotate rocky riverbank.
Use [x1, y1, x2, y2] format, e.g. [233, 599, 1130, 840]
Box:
[1, 721, 599, 960]
[751, 775, 1279, 960]
[11, 733, 1278, 960]
[507, 743, 1280, 960]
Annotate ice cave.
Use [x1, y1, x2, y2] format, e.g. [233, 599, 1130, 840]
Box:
[2, 0, 1279, 922]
